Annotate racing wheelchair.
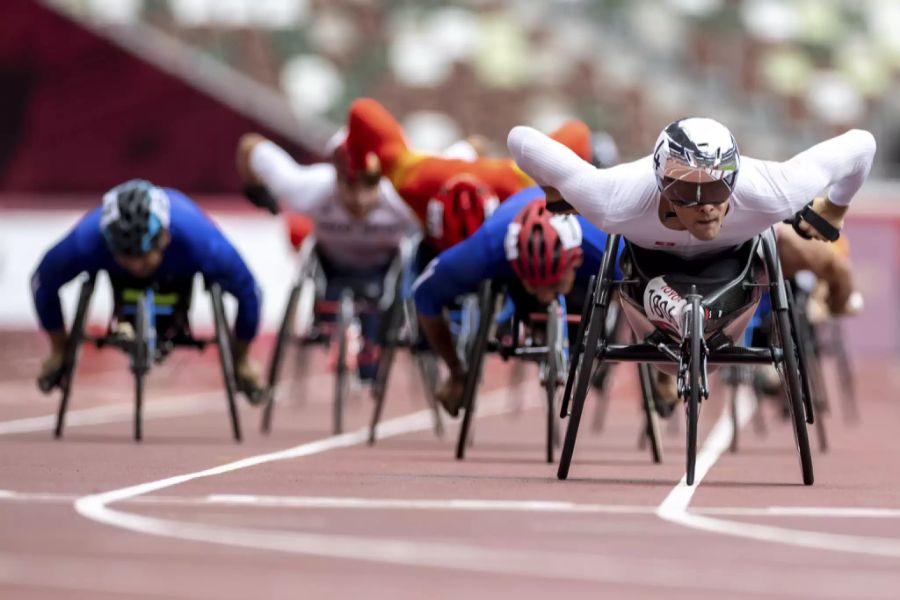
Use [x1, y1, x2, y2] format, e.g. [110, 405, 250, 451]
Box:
[39, 272, 243, 441]
[263, 235, 442, 436]
[559, 228, 817, 486]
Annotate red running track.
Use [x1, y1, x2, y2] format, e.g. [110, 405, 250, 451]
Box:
[1, 330, 899, 600]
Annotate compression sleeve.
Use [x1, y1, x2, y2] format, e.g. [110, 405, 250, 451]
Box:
[507, 126, 650, 230]
[742, 129, 877, 214]
[412, 231, 502, 318]
[249, 140, 335, 213]
[201, 235, 262, 341]
[31, 211, 107, 332]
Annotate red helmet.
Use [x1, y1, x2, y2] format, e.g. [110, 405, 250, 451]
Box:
[426, 174, 499, 251]
[332, 142, 381, 186]
[506, 200, 583, 287]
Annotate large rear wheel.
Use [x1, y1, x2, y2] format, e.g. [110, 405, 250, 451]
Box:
[685, 295, 703, 486]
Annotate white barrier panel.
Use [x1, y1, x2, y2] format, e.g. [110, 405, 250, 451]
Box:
[0, 210, 296, 334]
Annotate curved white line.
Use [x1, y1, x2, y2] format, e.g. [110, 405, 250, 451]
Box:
[657, 390, 900, 558]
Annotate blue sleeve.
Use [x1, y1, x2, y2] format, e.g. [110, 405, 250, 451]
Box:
[165, 189, 262, 341]
[31, 209, 108, 332]
[413, 229, 506, 317]
[196, 230, 261, 342]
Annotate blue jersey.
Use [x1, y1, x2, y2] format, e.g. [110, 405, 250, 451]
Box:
[32, 189, 261, 340]
[413, 186, 615, 317]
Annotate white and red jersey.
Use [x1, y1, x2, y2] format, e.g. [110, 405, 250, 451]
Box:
[250, 140, 421, 268]
[507, 127, 876, 259]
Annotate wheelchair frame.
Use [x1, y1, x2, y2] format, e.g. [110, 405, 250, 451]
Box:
[264, 235, 442, 437]
[559, 229, 815, 486]
[47, 272, 242, 442]
[449, 281, 567, 463]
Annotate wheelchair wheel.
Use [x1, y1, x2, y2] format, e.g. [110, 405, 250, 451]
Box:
[786, 284, 828, 452]
[774, 302, 815, 485]
[455, 281, 495, 460]
[333, 288, 355, 435]
[261, 280, 302, 434]
[728, 371, 740, 453]
[543, 300, 564, 463]
[368, 294, 405, 445]
[685, 293, 703, 486]
[53, 275, 96, 439]
[562, 275, 596, 418]
[211, 283, 242, 442]
[830, 321, 859, 424]
[636, 363, 663, 464]
[132, 292, 150, 442]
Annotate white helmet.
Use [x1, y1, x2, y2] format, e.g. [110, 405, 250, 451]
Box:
[652, 117, 739, 206]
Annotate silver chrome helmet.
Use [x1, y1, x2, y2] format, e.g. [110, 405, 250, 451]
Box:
[652, 117, 739, 206]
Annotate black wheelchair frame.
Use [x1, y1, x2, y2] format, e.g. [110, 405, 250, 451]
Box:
[566, 277, 664, 465]
[43, 272, 242, 442]
[446, 280, 567, 463]
[559, 229, 815, 486]
[263, 236, 442, 437]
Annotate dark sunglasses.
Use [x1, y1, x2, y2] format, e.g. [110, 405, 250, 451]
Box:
[661, 177, 733, 207]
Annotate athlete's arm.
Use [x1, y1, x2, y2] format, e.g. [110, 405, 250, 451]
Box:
[412, 232, 501, 375]
[32, 211, 106, 338]
[240, 135, 338, 215]
[739, 129, 876, 238]
[201, 234, 262, 343]
[507, 126, 644, 230]
[776, 223, 854, 314]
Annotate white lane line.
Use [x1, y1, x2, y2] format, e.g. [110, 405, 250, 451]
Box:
[0, 389, 225, 435]
[697, 507, 900, 519]
[71, 386, 900, 598]
[3, 488, 900, 520]
[657, 389, 900, 559]
[0, 372, 333, 436]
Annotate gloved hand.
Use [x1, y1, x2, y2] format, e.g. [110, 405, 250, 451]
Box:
[37, 349, 66, 393]
[435, 371, 466, 417]
[242, 183, 280, 215]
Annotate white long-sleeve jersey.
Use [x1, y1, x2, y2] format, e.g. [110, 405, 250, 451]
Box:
[507, 126, 876, 259]
[250, 140, 421, 268]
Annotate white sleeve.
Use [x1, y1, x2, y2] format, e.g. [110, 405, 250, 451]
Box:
[507, 126, 655, 231]
[249, 140, 335, 214]
[738, 129, 876, 217]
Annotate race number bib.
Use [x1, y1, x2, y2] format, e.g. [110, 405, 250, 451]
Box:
[643, 276, 686, 335]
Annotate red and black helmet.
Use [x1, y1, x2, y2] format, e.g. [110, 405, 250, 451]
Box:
[426, 174, 499, 251]
[332, 142, 381, 186]
[506, 200, 583, 287]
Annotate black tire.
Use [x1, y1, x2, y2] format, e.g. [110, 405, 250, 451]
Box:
[558, 287, 609, 480]
[637, 363, 663, 463]
[455, 282, 494, 460]
[133, 291, 149, 442]
[334, 289, 354, 435]
[54, 275, 95, 439]
[774, 307, 815, 485]
[261, 281, 302, 434]
[685, 296, 702, 486]
[544, 301, 562, 464]
[786, 284, 828, 453]
[562, 275, 596, 418]
[831, 321, 859, 424]
[211, 283, 242, 442]
[728, 375, 740, 453]
[368, 292, 406, 444]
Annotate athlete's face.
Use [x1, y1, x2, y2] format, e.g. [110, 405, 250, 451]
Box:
[337, 177, 380, 219]
[113, 231, 169, 279]
[672, 200, 729, 241]
[523, 260, 580, 305]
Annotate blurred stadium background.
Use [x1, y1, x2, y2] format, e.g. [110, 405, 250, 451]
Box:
[1, 0, 898, 354]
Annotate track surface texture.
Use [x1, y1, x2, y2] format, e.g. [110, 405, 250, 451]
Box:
[1, 330, 899, 600]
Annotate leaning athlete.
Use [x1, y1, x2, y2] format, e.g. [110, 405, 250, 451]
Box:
[32, 179, 266, 403]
